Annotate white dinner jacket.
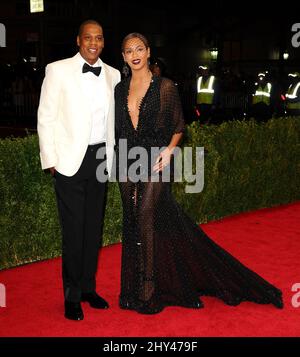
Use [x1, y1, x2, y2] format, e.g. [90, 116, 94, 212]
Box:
[37, 53, 121, 177]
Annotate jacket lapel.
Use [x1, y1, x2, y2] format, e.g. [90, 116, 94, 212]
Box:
[101, 63, 112, 117]
[73, 56, 91, 115]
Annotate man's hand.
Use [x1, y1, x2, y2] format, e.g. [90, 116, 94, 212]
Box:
[49, 167, 55, 176]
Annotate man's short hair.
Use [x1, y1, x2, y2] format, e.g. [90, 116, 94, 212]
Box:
[78, 20, 102, 36]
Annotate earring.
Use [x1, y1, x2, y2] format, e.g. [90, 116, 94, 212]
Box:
[122, 62, 130, 77]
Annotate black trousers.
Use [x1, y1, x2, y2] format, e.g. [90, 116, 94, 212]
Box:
[53, 143, 107, 303]
[196, 103, 214, 123]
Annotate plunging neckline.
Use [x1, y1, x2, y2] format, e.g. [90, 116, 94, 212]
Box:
[126, 76, 154, 132]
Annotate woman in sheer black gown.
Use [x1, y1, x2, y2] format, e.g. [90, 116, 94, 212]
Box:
[114, 33, 283, 314]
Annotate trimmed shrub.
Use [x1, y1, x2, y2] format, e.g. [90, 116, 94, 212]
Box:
[0, 117, 299, 269]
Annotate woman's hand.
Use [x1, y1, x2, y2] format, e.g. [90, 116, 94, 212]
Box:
[153, 147, 174, 173]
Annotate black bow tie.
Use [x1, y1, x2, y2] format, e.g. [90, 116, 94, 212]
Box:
[82, 62, 101, 76]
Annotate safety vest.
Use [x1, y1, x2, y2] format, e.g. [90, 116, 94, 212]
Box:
[252, 83, 271, 105]
[197, 75, 215, 105]
[286, 82, 300, 110]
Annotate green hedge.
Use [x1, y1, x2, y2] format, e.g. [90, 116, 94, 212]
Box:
[174, 117, 300, 222]
[1, 117, 299, 269]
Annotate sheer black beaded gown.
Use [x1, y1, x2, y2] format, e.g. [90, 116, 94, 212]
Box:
[114, 75, 283, 314]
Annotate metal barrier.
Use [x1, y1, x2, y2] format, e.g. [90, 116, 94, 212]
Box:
[0, 91, 39, 119]
[179, 89, 251, 122]
[220, 92, 249, 110]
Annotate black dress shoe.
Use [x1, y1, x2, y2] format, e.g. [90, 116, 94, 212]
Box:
[64, 301, 84, 321]
[81, 291, 109, 309]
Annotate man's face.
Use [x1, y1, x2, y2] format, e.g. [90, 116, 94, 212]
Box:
[77, 24, 104, 65]
[152, 64, 161, 76]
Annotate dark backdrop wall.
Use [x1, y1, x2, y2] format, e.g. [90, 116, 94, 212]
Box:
[1, 0, 300, 76]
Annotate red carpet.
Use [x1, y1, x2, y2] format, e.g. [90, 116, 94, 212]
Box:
[0, 201, 300, 337]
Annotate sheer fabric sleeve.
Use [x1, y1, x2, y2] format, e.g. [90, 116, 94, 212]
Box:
[159, 78, 185, 135]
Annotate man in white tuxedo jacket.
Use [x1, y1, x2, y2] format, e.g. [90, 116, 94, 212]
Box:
[37, 20, 120, 321]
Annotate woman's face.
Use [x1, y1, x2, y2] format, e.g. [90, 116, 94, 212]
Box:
[122, 37, 150, 71]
